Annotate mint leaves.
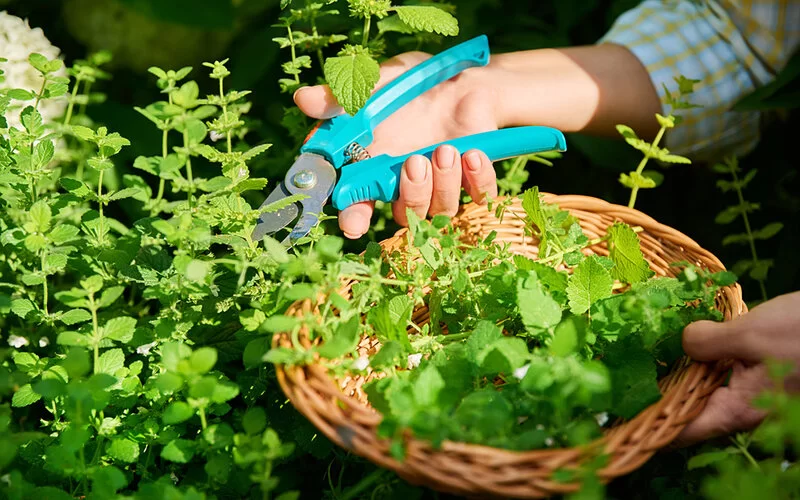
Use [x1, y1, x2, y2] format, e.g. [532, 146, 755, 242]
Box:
[324, 46, 381, 116]
[393, 6, 459, 36]
[264, 188, 732, 456]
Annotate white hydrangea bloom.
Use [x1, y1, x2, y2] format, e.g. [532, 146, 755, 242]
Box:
[7, 334, 28, 348]
[406, 353, 422, 370]
[513, 363, 530, 380]
[0, 11, 68, 128]
[352, 356, 370, 371]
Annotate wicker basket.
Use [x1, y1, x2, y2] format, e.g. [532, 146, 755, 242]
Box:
[273, 194, 746, 499]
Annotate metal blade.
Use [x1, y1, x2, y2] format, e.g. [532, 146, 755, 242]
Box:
[251, 180, 299, 241]
[251, 153, 337, 244]
[285, 155, 337, 243]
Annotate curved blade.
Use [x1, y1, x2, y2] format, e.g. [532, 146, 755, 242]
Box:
[252, 153, 337, 245]
[252, 180, 299, 241]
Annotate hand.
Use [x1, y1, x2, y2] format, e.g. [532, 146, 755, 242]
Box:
[294, 51, 500, 238]
[675, 291, 800, 446]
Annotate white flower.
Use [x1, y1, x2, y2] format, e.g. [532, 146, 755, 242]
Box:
[513, 363, 530, 380]
[38, 337, 49, 347]
[209, 130, 224, 142]
[544, 437, 554, 447]
[0, 11, 68, 128]
[7, 334, 28, 348]
[594, 412, 609, 426]
[406, 353, 422, 370]
[136, 342, 157, 355]
[352, 356, 369, 371]
[781, 460, 791, 472]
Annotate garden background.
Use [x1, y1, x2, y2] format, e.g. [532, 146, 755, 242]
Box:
[1, 0, 799, 498]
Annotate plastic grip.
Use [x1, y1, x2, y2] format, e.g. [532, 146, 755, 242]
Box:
[331, 126, 567, 210]
[301, 35, 491, 168]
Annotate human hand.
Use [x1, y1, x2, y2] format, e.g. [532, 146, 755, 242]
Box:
[676, 291, 800, 446]
[294, 51, 500, 238]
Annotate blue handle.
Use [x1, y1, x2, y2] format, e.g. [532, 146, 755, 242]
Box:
[331, 126, 568, 210]
[301, 35, 491, 168]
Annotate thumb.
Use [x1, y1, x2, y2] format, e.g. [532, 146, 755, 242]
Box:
[682, 318, 761, 364]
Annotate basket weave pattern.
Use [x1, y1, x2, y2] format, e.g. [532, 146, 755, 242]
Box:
[273, 194, 746, 499]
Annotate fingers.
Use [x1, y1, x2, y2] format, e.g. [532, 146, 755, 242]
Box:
[428, 145, 463, 217]
[683, 291, 800, 364]
[394, 155, 432, 226]
[294, 52, 431, 119]
[682, 320, 761, 364]
[338, 201, 375, 239]
[461, 149, 497, 204]
[673, 362, 769, 446]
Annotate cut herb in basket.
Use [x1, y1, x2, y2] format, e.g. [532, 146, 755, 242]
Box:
[265, 187, 738, 456]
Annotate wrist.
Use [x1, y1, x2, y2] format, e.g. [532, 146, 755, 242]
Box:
[470, 44, 662, 138]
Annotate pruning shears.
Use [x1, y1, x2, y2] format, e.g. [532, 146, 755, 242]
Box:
[251, 35, 567, 245]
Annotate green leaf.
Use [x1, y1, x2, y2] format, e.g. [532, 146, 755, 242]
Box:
[521, 187, 546, 236]
[12, 384, 41, 407]
[59, 309, 92, 325]
[29, 200, 52, 232]
[71, 125, 96, 142]
[242, 407, 267, 435]
[316, 316, 360, 359]
[96, 348, 125, 375]
[162, 401, 195, 425]
[566, 255, 614, 315]
[107, 438, 139, 463]
[753, 222, 783, 240]
[239, 309, 266, 331]
[7, 88, 34, 100]
[517, 276, 562, 333]
[189, 347, 218, 374]
[551, 314, 587, 356]
[687, 450, 731, 470]
[103, 317, 137, 343]
[607, 222, 652, 284]
[49, 224, 80, 244]
[323, 45, 380, 115]
[161, 439, 195, 463]
[413, 365, 445, 407]
[603, 336, 661, 419]
[392, 6, 459, 36]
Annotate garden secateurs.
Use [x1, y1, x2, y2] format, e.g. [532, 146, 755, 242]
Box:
[252, 35, 567, 246]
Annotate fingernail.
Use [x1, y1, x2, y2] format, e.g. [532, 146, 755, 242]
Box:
[343, 231, 364, 239]
[293, 87, 307, 101]
[465, 151, 481, 172]
[436, 146, 456, 171]
[406, 156, 428, 184]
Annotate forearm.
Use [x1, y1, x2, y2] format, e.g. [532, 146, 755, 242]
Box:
[480, 44, 662, 139]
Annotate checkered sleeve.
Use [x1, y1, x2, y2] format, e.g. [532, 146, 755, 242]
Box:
[599, 0, 800, 162]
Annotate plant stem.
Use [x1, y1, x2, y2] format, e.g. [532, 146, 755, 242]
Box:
[730, 435, 761, 470]
[730, 166, 768, 302]
[33, 76, 48, 111]
[90, 295, 100, 375]
[287, 26, 300, 84]
[198, 406, 208, 430]
[183, 129, 194, 208]
[41, 250, 48, 315]
[63, 78, 82, 127]
[340, 274, 410, 287]
[219, 78, 232, 154]
[362, 16, 371, 46]
[341, 468, 385, 500]
[97, 169, 105, 245]
[628, 125, 667, 209]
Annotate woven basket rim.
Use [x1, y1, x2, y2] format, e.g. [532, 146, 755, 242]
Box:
[272, 193, 746, 498]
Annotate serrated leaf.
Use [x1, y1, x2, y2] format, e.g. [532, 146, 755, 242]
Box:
[607, 222, 652, 284]
[12, 384, 41, 407]
[107, 438, 139, 463]
[566, 255, 614, 315]
[161, 439, 195, 463]
[29, 200, 52, 232]
[103, 317, 136, 343]
[162, 401, 195, 425]
[517, 276, 562, 333]
[49, 224, 80, 244]
[393, 6, 459, 36]
[96, 348, 125, 375]
[59, 309, 92, 325]
[323, 47, 380, 115]
[316, 315, 360, 359]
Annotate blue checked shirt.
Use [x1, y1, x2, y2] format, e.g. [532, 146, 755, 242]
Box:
[600, 0, 800, 161]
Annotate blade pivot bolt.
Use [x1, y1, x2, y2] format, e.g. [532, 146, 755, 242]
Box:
[292, 170, 317, 189]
